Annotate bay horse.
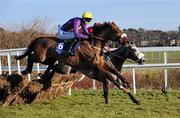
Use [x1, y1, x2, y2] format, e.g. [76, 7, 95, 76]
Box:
[15, 22, 140, 104]
[40, 43, 145, 90]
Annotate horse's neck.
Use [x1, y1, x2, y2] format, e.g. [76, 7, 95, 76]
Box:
[109, 48, 127, 71]
[79, 40, 90, 45]
[94, 40, 105, 64]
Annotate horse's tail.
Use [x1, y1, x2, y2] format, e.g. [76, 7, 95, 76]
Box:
[15, 38, 38, 60]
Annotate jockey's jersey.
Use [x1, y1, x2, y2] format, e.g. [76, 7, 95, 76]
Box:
[61, 17, 90, 40]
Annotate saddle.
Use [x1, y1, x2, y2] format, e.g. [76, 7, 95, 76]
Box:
[55, 38, 78, 56]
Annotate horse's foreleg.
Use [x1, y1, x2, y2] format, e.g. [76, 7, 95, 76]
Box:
[127, 92, 140, 105]
[119, 85, 140, 105]
[38, 64, 54, 79]
[103, 79, 109, 104]
[117, 84, 140, 105]
[21, 54, 34, 75]
[42, 69, 56, 90]
[91, 64, 110, 104]
[44, 64, 54, 77]
[103, 63, 130, 88]
[102, 69, 140, 105]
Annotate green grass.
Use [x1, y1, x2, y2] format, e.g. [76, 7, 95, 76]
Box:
[143, 51, 180, 63]
[125, 51, 180, 64]
[0, 89, 179, 118]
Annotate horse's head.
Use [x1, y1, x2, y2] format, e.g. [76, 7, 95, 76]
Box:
[104, 43, 145, 72]
[93, 22, 127, 44]
[124, 43, 145, 64]
[113, 43, 145, 65]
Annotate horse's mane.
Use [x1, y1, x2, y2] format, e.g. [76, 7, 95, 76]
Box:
[105, 45, 124, 56]
[93, 22, 111, 33]
[93, 22, 122, 37]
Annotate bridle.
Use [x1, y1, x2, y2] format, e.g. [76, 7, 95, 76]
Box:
[90, 33, 137, 63]
[103, 45, 135, 63]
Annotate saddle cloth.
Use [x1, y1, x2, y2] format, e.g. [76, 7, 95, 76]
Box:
[55, 39, 79, 55]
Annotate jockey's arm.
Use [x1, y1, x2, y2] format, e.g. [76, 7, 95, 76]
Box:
[73, 19, 88, 40]
[83, 24, 90, 35]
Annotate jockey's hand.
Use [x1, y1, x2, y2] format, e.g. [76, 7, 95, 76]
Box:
[122, 40, 129, 45]
[88, 34, 95, 39]
[121, 37, 129, 45]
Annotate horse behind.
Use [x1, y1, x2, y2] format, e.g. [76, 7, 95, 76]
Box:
[104, 43, 145, 72]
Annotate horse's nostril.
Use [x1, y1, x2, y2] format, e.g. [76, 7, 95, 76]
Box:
[138, 58, 145, 65]
[143, 59, 145, 62]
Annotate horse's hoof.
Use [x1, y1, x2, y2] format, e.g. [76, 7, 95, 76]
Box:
[123, 82, 130, 89]
[132, 98, 140, 105]
[41, 87, 50, 91]
[42, 83, 51, 91]
[126, 82, 131, 88]
[42, 79, 52, 91]
[38, 73, 45, 79]
[21, 70, 29, 75]
[161, 89, 168, 94]
[135, 101, 141, 105]
[14, 56, 19, 60]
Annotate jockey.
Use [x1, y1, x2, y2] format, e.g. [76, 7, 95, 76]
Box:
[58, 11, 93, 55]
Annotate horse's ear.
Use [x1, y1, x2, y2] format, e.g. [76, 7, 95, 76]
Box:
[111, 22, 116, 26]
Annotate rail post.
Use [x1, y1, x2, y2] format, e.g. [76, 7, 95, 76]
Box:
[164, 52, 168, 91]
[28, 74, 31, 81]
[16, 52, 21, 74]
[36, 63, 40, 79]
[93, 80, 96, 90]
[0, 57, 2, 75]
[132, 68, 136, 94]
[7, 52, 12, 75]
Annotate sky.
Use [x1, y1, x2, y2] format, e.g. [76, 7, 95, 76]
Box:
[0, 0, 180, 31]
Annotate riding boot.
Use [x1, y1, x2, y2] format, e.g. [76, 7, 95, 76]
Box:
[67, 39, 78, 56]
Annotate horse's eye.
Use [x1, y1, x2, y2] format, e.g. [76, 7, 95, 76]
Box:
[131, 47, 136, 51]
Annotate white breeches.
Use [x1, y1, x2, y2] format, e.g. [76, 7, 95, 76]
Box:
[57, 29, 75, 40]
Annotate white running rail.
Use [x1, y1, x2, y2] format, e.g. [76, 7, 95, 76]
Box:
[0, 47, 180, 94]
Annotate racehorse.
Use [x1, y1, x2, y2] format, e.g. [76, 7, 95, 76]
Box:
[104, 43, 145, 72]
[39, 42, 145, 89]
[15, 22, 140, 104]
[104, 43, 145, 85]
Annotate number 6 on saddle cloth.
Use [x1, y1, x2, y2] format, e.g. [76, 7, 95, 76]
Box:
[55, 39, 78, 55]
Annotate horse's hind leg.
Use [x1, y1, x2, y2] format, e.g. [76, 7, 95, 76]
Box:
[21, 54, 34, 75]
[15, 47, 32, 60]
[15, 53, 27, 60]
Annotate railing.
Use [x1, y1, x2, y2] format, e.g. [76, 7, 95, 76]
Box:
[0, 48, 41, 80]
[0, 47, 180, 94]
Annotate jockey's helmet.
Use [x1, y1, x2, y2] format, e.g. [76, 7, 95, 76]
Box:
[82, 12, 93, 19]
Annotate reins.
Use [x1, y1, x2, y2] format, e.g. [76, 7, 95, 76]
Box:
[90, 36, 135, 63]
[93, 36, 104, 40]
[103, 47, 135, 63]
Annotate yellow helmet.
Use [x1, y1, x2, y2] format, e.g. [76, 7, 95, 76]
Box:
[82, 12, 93, 19]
